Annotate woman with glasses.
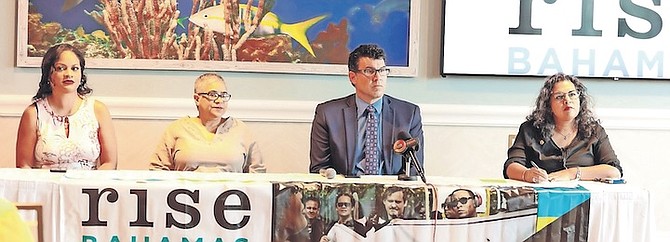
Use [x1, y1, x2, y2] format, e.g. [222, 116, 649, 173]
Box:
[503, 73, 623, 183]
[150, 73, 265, 172]
[16, 43, 118, 170]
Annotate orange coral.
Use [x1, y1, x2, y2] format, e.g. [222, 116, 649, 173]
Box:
[237, 35, 292, 62]
[96, 0, 180, 59]
[304, 19, 350, 64]
[27, 10, 63, 56]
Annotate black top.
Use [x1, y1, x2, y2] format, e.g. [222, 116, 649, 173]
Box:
[306, 217, 325, 242]
[503, 120, 623, 178]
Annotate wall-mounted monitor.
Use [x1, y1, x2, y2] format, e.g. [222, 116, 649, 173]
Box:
[441, 0, 667, 79]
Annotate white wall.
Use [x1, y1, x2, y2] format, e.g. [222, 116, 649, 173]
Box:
[0, 1, 668, 240]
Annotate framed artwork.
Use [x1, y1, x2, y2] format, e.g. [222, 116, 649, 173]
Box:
[17, 0, 419, 76]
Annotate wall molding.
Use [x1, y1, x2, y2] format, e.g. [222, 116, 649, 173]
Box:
[2, 95, 669, 130]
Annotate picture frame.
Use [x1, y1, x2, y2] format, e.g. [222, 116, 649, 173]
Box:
[16, 0, 419, 77]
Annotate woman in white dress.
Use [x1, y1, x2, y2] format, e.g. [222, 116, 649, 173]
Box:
[16, 43, 117, 170]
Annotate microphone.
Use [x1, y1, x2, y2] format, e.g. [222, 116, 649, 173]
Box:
[319, 168, 336, 179]
[393, 131, 420, 154]
[394, 131, 426, 183]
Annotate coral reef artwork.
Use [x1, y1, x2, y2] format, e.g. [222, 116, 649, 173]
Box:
[21, 0, 414, 75]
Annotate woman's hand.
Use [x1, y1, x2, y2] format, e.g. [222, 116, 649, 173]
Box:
[548, 167, 579, 181]
[524, 167, 549, 183]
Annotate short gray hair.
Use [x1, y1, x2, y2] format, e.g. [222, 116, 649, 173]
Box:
[194, 72, 225, 93]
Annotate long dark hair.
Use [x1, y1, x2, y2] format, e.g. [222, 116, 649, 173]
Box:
[33, 43, 92, 101]
[527, 73, 599, 139]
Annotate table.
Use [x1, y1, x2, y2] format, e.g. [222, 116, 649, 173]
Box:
[0, 169, 653, 242]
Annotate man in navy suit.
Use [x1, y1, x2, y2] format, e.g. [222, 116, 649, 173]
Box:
[309, 44, 424, 177]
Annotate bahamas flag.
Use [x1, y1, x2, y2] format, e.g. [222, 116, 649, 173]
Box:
[530, 185, 591, 242]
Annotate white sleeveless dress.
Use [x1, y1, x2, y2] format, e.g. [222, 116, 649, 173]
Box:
[34, 97, 100, 170]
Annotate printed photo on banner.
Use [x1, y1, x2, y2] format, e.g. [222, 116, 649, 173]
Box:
[272, 182, 426, 241]
[273, 182, 311, 242]
[429, 186, 538, 220]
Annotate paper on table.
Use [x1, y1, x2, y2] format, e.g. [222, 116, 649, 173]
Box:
[524, 180, 580, 188]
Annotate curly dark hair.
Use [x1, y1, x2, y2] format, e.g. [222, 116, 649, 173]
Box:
[33, 43, 92, 101]
[527, 73, 599, 139]
[348, 44, 386, 71]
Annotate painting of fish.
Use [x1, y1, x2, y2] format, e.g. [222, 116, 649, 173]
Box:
[188, 4, 327, 57]
[19, 0, 418, 76]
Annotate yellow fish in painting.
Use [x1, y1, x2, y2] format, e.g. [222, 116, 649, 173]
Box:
[62, 0, 84, 12]
[189, 5, 327, 57]
[75, 26, 86, 37]
[74, 26, 108, 41]
[91, 30, 109, 41]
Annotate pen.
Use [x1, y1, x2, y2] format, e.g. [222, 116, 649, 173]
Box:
[530, 161, 552, 182]
[530, 161, 540, 170]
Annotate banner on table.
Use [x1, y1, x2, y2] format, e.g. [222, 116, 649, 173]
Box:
[60, 180, 273, 242]
[58, 176, 589, 242]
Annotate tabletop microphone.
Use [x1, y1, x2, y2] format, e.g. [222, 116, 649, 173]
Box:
[319, 168, 336, 179]
[394, 131, 420, 154]
[393, 138, 419, 154]
[394, 131, 426, 183]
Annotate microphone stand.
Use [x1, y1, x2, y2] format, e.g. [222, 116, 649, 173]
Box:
[398, 154, 416, 181]
[407, 149, 427, 183]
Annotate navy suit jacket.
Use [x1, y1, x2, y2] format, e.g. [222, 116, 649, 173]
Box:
[309, 94, 424, 176]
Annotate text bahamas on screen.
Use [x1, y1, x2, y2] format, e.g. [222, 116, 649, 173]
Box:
[504, 0, 666, 78]
[508, 47, 665, 78]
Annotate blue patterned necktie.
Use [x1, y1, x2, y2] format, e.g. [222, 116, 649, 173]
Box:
[364, 105, 379, 174]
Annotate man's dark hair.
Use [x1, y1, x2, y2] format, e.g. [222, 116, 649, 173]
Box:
[336, 193, 354, 204]
[382, 186, 406, 202]
[304, 196, 320, 208]
[348, 44, 386, 71]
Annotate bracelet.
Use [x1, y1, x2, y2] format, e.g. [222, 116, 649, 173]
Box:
[522, 169, 529, 182]
[574, 167, 582, 180]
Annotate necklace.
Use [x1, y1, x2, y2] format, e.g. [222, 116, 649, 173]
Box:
[42, 102, 70, 123]
[49, 112, 69, 123]
[555, 130, 572, 140]
[44, 105, 70, 137]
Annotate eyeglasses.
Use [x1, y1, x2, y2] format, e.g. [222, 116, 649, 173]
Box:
[336, 202, 351, 208]
[197, 91, 231, 102]
[551, 90, 580, 102]
[52, 64, 80, 73]
[353, 67, 391, 77]
[445, 197, 473, 208]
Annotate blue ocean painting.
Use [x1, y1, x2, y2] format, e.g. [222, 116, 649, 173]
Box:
[28, 0, 411, 66]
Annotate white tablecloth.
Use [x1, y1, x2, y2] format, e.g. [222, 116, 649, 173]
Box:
[0, 169, 654, 242]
